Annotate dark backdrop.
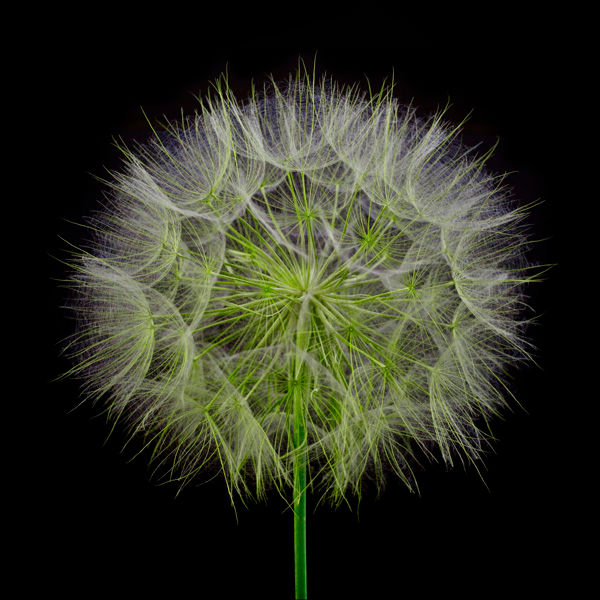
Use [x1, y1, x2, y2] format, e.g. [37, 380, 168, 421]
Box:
[38, 43, 574, 598]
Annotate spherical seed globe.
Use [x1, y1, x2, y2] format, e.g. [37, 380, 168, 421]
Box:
[63, 67, 536, 508]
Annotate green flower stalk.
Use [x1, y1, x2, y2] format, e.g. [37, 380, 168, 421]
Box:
[61, 65, 537, 599]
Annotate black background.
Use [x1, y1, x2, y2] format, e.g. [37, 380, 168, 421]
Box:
[36, 40, 581, 598]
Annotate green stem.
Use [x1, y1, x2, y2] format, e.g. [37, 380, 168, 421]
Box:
[292, 295, 311, 599]
[293, 393, 307, 600]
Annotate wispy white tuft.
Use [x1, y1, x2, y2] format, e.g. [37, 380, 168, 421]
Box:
[60, 63, 540, 507]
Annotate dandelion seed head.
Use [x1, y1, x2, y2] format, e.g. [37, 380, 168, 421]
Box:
[62, 64, 538, 506]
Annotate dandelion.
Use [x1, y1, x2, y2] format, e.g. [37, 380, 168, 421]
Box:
[60, 62, 538, 599]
